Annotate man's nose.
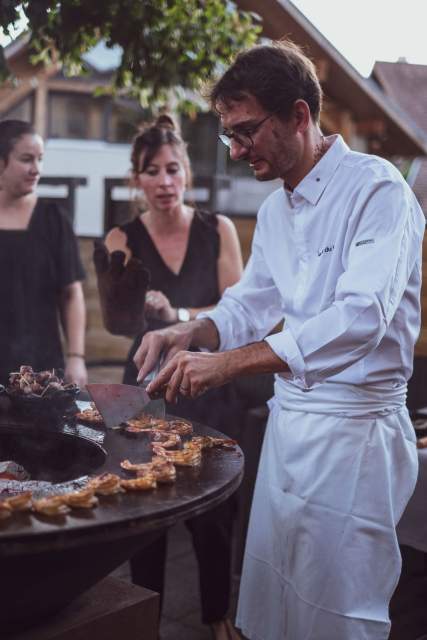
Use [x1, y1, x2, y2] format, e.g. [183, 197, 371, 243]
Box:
[229, 139, 249, 162]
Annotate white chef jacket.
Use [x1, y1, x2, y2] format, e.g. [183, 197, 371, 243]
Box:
[203, 135, 425, 390]
[200, 135, 425, 640]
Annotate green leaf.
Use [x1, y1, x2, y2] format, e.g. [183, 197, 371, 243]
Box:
[0, 0, 261, 113]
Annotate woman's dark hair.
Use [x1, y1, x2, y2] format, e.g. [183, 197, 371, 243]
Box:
[210, 40, 322, 123]
[0, 120, 36, 165]
[131, 114, 192, 187]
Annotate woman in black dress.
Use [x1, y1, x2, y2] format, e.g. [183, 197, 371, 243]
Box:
[104, 115, 243, 640]
[0, 120, 87, 387]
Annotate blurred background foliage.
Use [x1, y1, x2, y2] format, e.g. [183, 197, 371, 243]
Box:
[0, 0, 261, 113]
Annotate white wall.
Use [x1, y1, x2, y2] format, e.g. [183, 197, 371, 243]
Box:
[41, 139, 132, 237]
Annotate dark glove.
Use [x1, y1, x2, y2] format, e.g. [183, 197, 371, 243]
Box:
[93, 240, 150, 336]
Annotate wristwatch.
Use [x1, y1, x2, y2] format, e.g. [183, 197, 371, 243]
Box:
[177, 307, 191, 322]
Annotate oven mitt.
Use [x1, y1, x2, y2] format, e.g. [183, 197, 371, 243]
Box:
[93, 239, 150, 336]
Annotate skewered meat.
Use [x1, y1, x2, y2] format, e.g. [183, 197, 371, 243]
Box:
[6, 366, 78, 398]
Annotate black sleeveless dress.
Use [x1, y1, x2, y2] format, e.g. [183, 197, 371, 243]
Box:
[120, 210, 242, 624]
[121, 210, 241, 439]
[0, 201, 85, 385]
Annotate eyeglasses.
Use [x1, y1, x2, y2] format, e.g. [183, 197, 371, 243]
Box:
[218, 114, 274, 149]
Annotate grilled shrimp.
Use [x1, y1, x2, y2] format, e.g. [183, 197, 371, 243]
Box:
[121, 457, 176, 484]
[150, 430, 181, 449]
[3, 491, 33, 512]
[164, 420, 193, 436]
[121, 474, 157, 491]
[147, 457, 176, 483]
[88, 473, 123, 495]
[191, 436, 237, 450]
[32, 495, 70, 516]
[64, 487, 99, 508]
[152, 442, 202, 467]
[0, 501, 11, 519]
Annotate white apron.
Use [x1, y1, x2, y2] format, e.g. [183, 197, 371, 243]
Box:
[236, 379, 418, 640]
[397, 448, 427, 552]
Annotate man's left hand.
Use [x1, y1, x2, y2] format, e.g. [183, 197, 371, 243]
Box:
[146, 350, 232, 403]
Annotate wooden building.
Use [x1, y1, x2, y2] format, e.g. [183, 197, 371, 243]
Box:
[370, 59, 427, 400]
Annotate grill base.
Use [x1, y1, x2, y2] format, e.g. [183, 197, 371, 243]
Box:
[5, 575, 159, 640]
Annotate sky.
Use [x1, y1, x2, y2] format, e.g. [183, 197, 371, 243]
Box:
[292, 0, 427, 77]
[1, 2, 427, 78]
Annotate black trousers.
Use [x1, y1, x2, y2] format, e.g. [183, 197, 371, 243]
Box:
[130, 494, 237, 624]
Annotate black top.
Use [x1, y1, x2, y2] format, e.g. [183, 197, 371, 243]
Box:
[121, 209, 220, 319]
[0, 200, 85, 385]
[120, 210, 242, 438]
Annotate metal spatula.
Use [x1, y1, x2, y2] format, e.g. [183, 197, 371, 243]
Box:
[86, 383, 165, 429]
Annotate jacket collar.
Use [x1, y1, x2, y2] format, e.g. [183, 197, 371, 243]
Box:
[288, 134, 349, 206]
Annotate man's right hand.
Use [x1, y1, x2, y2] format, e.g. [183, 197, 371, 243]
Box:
[134, 317, 220, 386]
[134, 323, 195, 384]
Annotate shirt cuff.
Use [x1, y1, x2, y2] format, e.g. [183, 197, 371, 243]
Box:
[265, 328, 307, 386]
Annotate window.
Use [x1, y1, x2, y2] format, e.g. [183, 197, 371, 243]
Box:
[48, 93, 104, 140]
[107, 99, 148, 144]
[181, 112, 218, 175]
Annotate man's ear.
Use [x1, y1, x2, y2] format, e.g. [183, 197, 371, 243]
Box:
[292, 99, 311, 134]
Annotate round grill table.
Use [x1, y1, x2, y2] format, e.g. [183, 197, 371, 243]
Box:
[0, 403, 244, 632]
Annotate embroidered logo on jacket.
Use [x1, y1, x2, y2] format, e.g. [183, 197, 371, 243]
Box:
[317, 244, 334, 257]
[355, 239, 375, 247]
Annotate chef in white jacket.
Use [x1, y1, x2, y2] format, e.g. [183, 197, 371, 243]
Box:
[134, 41, 425, 640]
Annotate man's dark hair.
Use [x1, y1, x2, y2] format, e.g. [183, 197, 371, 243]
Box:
[210, 40, 322, 123]
[0, 120, 35, 164]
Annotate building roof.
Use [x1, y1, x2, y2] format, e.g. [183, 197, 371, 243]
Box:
[236, 0, 427, 156]
[372, 61, 427, 134]
[372, 61, 427, 216]
[407, 159, 427, 215]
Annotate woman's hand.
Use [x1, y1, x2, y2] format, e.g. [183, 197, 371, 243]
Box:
[145, 290, 178, 323]
[65, 356, 88, 388]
